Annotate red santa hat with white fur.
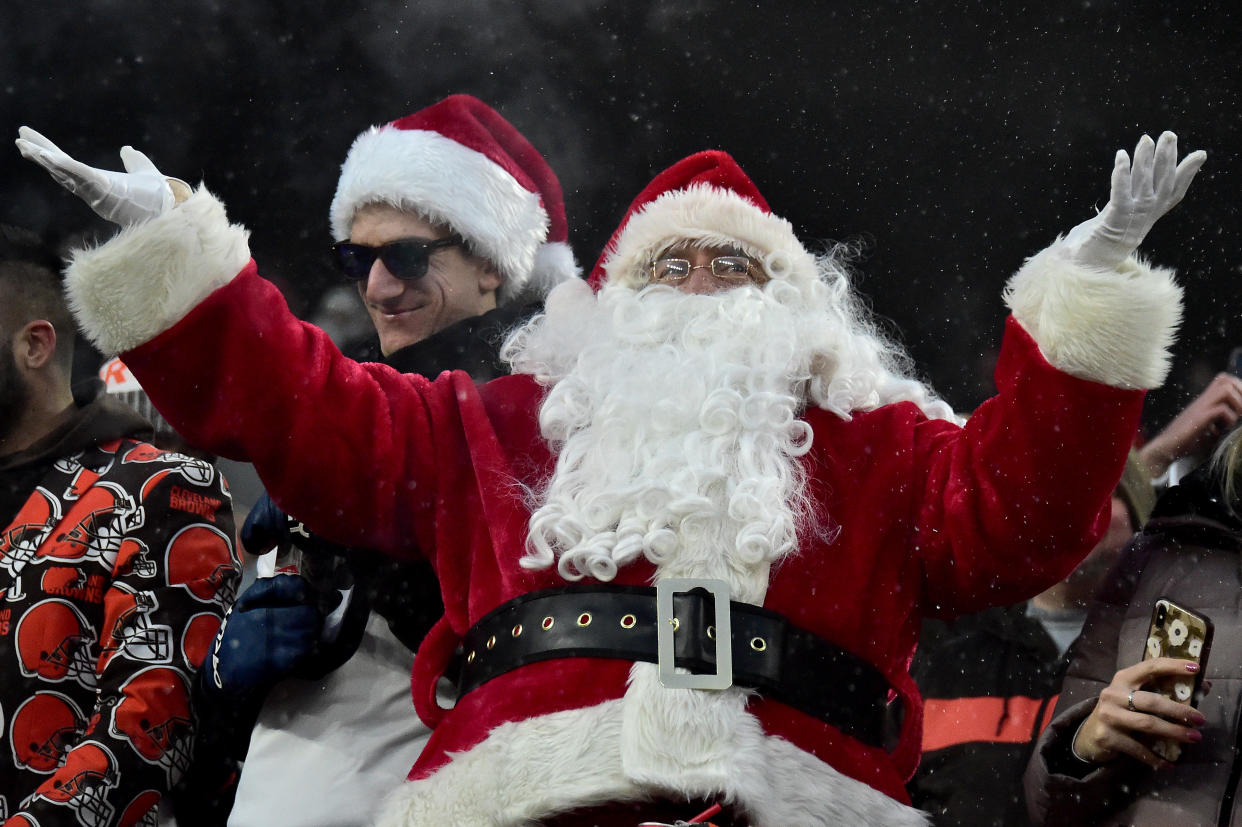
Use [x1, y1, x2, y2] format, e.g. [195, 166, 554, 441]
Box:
[588, 150, 816, 294]
[331, 94, 578, 303]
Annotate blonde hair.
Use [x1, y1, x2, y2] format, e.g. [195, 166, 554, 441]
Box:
[1210, 424, 1242, 514]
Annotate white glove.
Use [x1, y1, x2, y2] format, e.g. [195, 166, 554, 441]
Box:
[1062, 131, 1206, 270]
[15, 126, 190, 226]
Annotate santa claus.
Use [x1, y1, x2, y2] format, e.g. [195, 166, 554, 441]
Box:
[17, 126, 1202, 825]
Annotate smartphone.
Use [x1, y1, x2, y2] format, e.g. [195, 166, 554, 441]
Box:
[1140, 597, 1214, 760]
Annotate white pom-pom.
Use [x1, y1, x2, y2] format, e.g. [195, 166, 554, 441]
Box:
[762, 249, 793, 281]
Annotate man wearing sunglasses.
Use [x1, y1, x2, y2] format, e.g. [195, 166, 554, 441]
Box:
[19, 125, 1203, 826]
[239, 96, 574, 827]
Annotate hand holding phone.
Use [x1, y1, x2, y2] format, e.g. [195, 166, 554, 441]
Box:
[1139, 598, 1213, 760]
[1072, 599, 1211, 768]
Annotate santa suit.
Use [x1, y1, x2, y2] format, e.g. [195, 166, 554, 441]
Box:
[61, 151, 1181, 825]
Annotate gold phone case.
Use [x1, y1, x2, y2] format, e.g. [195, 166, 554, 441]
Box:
[1140, 597, 1213, 760]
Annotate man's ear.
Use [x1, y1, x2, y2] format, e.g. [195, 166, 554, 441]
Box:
[15, 320, 59, 370]
[478, 261, 503, 295]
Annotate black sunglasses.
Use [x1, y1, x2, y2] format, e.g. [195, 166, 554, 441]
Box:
[330, 234, 464, 281]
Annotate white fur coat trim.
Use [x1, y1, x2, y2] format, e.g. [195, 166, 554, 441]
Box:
[65, 188, 250, 356]
[601, 184, 819, 296]
[330, 126, 564, 304]
[1003, 241, 1182, 389]
[376, 691, 926, 826]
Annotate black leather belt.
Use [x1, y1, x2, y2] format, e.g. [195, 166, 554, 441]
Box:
[446, 583, 892, 748]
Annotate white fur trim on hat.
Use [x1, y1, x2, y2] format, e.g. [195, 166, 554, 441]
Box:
[1004, 240, 1182, 389]
[331, 127, 552, 304]
[65, 187, 250, 355]
[527, 240, 580, 301]
[375, 696, 926, 826]
[601, 184, 818, 294]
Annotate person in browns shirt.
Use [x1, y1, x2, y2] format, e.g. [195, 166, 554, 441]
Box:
[0, 223, 239, 827]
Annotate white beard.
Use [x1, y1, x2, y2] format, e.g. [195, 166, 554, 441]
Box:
[502, 262, 953, 602]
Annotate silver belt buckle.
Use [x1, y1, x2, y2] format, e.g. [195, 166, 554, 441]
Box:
[655, 578, 732, 690]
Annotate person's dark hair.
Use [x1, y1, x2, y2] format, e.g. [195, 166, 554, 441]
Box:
[0, 224, 74, 368]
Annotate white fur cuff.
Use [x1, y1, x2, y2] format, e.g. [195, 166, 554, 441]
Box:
[65, 187, 251, 355]
[1003, 241, 1182, 389]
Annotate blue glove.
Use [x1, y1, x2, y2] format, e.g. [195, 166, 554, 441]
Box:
[240, 493, 290, 557]
[242, 491, 349, 561]
[205, 574, 322, 697]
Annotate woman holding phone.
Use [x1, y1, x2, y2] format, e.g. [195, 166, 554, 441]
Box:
[1025, 423, 1242, 825]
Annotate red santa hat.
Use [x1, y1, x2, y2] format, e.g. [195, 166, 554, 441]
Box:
[588, 150, 815, 292]
[330, 94, 578, 304]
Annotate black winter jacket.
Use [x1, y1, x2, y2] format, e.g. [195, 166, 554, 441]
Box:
[909, 603, 1067, 826]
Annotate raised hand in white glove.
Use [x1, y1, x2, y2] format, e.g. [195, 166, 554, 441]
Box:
[1062, 131, 1207, 271]
[15, 126, 190, 226]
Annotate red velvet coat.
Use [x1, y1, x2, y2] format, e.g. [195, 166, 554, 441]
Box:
[122, 265, 1142, 822]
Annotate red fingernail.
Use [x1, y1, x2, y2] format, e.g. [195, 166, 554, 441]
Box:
[1191, 712, 1207, 726]
[1185, 663, 1200, 673]
[1187, 729, 1203, 742]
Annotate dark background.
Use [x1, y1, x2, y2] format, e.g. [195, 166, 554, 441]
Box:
[3, 1, 1239, 430]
